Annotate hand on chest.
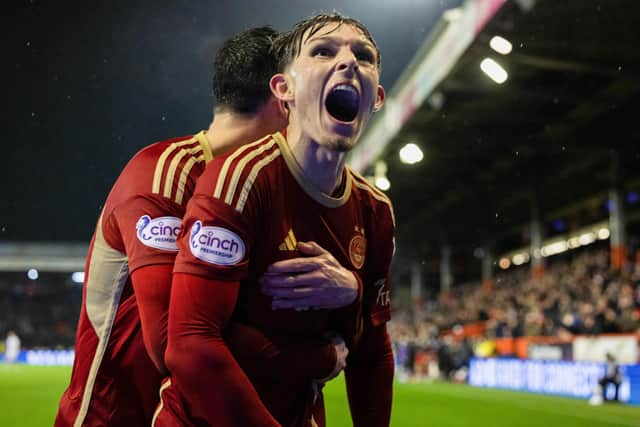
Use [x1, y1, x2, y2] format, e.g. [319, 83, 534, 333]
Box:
[265, 212, 367, 272]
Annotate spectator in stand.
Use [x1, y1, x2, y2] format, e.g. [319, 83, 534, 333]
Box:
[581, 315, 600, 335]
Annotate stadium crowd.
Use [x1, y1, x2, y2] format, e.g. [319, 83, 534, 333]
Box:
[0, 275, 79, 349]
[388, 246, 640, 380]
[2, 246, 640, 367]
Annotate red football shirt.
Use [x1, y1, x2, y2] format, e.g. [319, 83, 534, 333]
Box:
[56, 132, 212, 427]
[170, 132, 395, 426]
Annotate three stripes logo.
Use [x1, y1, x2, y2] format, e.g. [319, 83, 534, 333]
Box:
[278, 228, 297, 251]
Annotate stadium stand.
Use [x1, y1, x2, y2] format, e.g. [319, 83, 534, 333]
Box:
[388, 244, 640, 381]
[0, 273, 80, 349]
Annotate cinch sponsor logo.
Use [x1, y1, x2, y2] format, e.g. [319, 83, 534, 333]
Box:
[136, 215, 181, 251]
[189, 221, 245, 265]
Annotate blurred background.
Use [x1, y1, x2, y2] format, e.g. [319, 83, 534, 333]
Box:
[2, 0, 640, 425]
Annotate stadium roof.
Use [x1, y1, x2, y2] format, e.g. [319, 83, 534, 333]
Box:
[361, 0, 640, 259]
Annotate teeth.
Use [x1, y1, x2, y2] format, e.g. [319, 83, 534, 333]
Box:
[334, 84, 357, 95]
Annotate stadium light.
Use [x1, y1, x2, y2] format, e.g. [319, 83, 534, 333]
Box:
[567, 237, 581, 248]
[578, 232, 596, 246]
[375, 176, 391, 191]
[512, 253, 529, 265]
[374, 160, 390, 191]
[498, 257, 511, 269]
[499, 222, 610, 267]
[541, 241, 568, 257]
[27, 268, 39, 280]
[71, 271, 85, 284]
[597, 228, 610, 240]
[489, 36, 512, 55]
[399, 143, 424, 164]
[480, 58, 508, 84]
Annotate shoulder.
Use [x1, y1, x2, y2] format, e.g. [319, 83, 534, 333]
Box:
[348, 167, 395, 229]
[200, 133, 282, 213]
[122, 132, 211, 205]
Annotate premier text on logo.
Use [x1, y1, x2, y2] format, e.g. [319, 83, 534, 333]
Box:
[196, 232, 241, 254]
[136, 215, 181, 251]
[149, 223, 180, 241]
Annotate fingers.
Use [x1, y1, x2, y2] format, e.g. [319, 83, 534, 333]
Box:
[296, 241, 328, 256]
[265, 285, 316, 298]
[260, 271, 326, 291]
[261, 271, 333, 310]
[314, 335, 349, 383]
[266, 256, 323, 274]
[265, 242, 335, 275]
[336, 344, 349, 361]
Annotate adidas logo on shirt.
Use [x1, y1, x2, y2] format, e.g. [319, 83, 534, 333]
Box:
[278, 229, 297, 251]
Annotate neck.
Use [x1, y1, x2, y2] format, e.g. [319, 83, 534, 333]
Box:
[205, 110, 270, 157]
[285, 121, 347, 195]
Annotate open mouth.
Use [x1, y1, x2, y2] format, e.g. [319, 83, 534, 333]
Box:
[325, 84, 360, 123]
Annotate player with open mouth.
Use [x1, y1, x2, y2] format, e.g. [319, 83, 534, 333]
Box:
[157, 14, 394, 427]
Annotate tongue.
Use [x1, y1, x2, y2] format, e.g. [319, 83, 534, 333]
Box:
[325, 87, 359, 122]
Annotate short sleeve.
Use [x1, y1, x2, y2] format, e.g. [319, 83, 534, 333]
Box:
[172, 136, 276, 282]
[105, 194, 185, 273]
[173, 193, 253, 282]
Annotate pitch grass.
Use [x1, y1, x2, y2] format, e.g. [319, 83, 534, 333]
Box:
[1, 365, 639, 427]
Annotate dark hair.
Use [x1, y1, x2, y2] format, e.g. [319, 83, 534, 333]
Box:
[272, 13, 381, 73]
[212, 26, 279, 114]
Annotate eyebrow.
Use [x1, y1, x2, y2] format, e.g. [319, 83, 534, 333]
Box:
[306, 35, 376, 51]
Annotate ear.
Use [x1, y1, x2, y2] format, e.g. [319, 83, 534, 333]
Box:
[276, 98, 289, 119]
[373, 85, 385, 112]
[269, 97, 289, 128]
[269, 73, 294, 103]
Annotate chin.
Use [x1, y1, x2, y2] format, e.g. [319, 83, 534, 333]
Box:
[314, 132, 354, 152]
[327, 136, 356, 152]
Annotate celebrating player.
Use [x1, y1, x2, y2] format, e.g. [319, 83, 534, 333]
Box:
[55, 26, 357, 427]
[157, 13, 395, 427]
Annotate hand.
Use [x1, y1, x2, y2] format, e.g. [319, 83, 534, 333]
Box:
[261, 241, 359, 310]
[314, 334, 348, 383]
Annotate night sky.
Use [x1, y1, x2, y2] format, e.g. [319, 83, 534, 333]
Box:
[3, 0, 459, 242]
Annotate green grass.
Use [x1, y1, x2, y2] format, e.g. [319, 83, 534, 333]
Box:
[1, 364, 638, 427]
[0, 364, 70, 427]
[324, 376, 640, 427]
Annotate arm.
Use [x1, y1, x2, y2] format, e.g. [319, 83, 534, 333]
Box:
[131, 264, 172, 374]
[108, 196, 183, 375]
[227, 322, 339, 382]
[344, 200, 396, 426]
[344, 322, 394, 427]
[132, 263, 341, 380]
[165, 272, 280, 427]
